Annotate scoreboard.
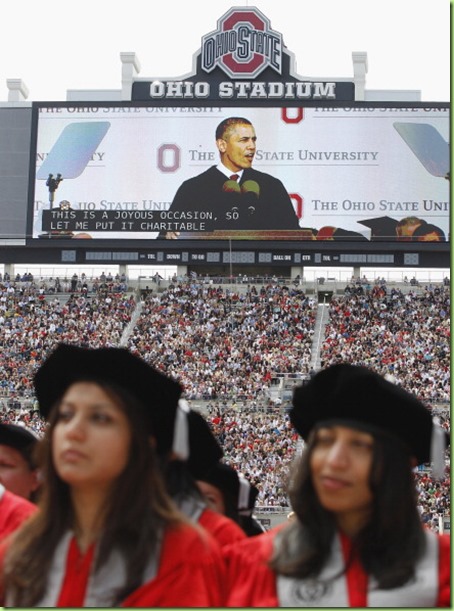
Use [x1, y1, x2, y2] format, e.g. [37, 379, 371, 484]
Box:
[29, 102, 449, 247]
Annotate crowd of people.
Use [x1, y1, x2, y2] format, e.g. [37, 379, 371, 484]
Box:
[415, 471, 451, 532]
[126, 282, 317, 401]
[321, 282, 450, 404]
[0, 348, 448, 606]
[0, 270, 129, 293]
[0, 279, 135, 399]
[209, 410, 299, 508]
[0, 274, 450, 533]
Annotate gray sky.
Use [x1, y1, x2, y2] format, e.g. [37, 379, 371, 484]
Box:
[0, 0, 450, 102]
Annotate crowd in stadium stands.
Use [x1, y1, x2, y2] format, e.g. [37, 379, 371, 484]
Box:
[0, 275, 450, 531]
[0, 270, 128, 293]
[208, 409, 299, 507]
[321, 283, 450, 404]
[126, 282, 317, 401]
[415, 471, 451, 532]
[0, 279, 135, 398]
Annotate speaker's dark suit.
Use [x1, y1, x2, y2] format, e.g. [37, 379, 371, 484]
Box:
[162, 166, 300, 234]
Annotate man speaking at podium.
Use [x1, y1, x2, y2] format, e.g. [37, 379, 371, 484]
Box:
[160, 116, 300, 239]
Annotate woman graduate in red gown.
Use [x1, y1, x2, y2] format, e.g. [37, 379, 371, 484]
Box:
[1, 343, 225, 607]
[224, 363, 450, 607]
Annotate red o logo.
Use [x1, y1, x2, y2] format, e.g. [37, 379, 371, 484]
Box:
[221, 11, 266, 75]
[282, 108, 304, 124]
[290, 193, 303, 219]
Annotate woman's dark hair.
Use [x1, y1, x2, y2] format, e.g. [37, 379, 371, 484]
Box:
[161, 456, 206, 503]
[4, 380, 186, 606]
[220, 488, 241, 524]
[270, 425, 426, 588]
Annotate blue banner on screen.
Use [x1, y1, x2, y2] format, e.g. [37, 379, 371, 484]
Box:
[31, 105, 450, 242]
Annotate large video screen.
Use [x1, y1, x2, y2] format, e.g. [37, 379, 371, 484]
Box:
[29, 103, 449, 243]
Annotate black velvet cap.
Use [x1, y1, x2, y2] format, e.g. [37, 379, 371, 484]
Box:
[291, 363, 437, 465]
[199, 462, 240, 499]
[0, 423, 38, 451]
[186, 411, 224, 479]
[246, 481, 259, 509]
[33, 343, 182, 455]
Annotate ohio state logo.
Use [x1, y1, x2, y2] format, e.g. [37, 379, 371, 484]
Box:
[201, 7, 283, 79]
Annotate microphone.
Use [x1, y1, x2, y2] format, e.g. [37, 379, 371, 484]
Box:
[241, 180, 260, 215]
[222, 179, 241, 194]
[241, 180, 260, 197]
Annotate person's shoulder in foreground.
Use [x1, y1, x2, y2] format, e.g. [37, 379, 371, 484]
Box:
[222, 524, 284, 607]
[199, 505, 247, 548]
[121, 520, 227, 607]
[0, 486, 37, 542]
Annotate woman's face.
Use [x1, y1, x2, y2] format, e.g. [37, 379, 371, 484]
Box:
[310, 424, 374, 536]
[52, 381, 132, 493]
[196, 480, 226, 515]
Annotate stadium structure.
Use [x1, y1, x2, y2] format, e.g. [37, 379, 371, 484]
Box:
[0, 6, 449, 282]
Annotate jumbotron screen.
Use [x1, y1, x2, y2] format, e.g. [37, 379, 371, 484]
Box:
[28, 103, 449, 243]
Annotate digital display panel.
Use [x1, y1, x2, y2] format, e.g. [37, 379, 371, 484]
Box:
[29, 103, 449, 243]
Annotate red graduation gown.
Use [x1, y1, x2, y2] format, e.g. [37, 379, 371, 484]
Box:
[0, 487, 36, 543]
[199, 506, 247, 548]
[2, 522, 226, 607]
[121, 523, 226, 607]
[223, 525, 451, 607]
